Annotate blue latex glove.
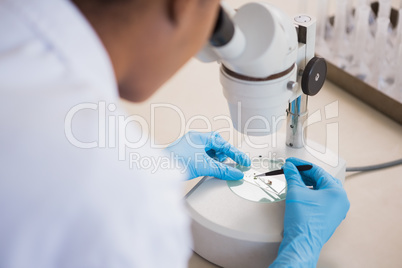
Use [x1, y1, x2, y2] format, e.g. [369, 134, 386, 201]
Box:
[270, 157, 350, 268]
[166, 131, 251, 180]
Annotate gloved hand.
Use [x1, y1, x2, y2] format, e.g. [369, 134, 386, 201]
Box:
[166, 131, 251, 180]
[270, 157, 350, 268]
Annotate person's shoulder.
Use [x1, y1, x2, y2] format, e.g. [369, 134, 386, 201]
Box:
[0, 2, 36, 54]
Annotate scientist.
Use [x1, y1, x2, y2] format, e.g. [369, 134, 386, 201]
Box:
[0, 0, 350, 267]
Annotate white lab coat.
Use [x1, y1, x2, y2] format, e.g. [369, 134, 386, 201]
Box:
[0, 0, 192, 267]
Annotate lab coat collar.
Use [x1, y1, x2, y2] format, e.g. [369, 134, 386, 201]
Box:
[6, 0, 119, 100]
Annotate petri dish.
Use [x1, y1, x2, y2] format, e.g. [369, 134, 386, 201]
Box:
[227, 162, 287, 203]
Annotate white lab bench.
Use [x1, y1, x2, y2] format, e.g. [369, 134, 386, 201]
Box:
[123, 1, 402, 267]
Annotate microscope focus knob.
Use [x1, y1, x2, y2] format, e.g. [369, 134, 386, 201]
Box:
[301, 57, 327, 96]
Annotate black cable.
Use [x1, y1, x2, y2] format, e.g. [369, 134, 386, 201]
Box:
[346, 159, 402, 172]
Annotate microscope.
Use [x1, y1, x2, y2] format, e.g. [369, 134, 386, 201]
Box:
[186, 2, 346, 267]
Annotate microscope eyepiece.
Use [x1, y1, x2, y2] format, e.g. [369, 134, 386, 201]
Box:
[210, 7, 235, 47]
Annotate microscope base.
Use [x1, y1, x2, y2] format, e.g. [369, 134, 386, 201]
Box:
[185, 134, 346, 268]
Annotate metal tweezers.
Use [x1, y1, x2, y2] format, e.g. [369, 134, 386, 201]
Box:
[254, 165, 313, 177]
